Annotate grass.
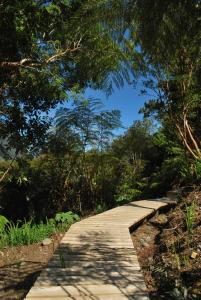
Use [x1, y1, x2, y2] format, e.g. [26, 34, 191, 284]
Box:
[1, 219, 56, 247]
[185, 201, 196, 235]
[0, 211, 80, 248]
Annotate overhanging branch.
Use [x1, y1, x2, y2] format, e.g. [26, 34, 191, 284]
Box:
[0, 40, 82, 70]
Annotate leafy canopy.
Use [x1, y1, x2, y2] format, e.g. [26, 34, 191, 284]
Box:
[0, 0, 127, 154]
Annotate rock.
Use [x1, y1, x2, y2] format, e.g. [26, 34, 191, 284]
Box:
[152, 214, 168, 225]
[166, 189, 181, 201]
[145, 235, 152, 243]
[191, 251, 198, 259]
[140, 238, 149, 247]
[150, 265, 154, 271]
[42, 238, 52, 246]
[148, 257, 153, 264]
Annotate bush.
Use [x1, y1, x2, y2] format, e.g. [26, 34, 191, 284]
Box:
[1, 220, 56, 247]
[195, 159, 201, 180]
[55, 211, 80, 225]
[116, 185, 142, 205]
[0, 152, 120, 221]
[95, 203, 108, 214]
[0, 215, 9, 232]
[0, 211, 79, 248]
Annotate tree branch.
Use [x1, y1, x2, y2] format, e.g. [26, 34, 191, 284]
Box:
[0, 40, 82, 70]
[176, 123, 199, 159]
[184, 116, 201, 156]
[0, 151, 19, 184]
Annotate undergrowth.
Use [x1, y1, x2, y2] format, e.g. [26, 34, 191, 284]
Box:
[0, 211, 79, 248]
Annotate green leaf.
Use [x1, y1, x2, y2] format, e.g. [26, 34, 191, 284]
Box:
[0, 215, 9, 233]
[45, 4, 61, 15]
[60, 0, 70, 6]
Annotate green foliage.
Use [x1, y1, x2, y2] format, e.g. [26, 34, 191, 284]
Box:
[185, 201, 196, 235]
[145, 126, 196, 196]
[0, 219, 56, 248]
[120, 1, 201, 162]
[0, 0, 128, 154]
[0, 150, 120, 220]
[0, 99, 122, 220]
[0, 215, 9, 233]
[194, 159, 201, 180]
[111, 119, 162, 199]
[0, 210, 79, 248]
[95, 203, 108, 214]
[54, 96, 121, 151]
[116, 186, 142, 205]
[55, 211, 80, 225]
[1, 0, 201, 235]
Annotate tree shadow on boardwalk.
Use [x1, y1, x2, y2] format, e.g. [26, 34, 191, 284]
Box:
[32, 230, 149, 299]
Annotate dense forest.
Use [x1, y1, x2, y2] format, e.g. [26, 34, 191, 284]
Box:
[0, 0, 200, 220]
[0, 1, 200, 298]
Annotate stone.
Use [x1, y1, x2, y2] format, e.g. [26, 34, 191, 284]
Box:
[191, 251, 198, 259]
[144, 235, 152, 243]
[42, 238, 52, 246]
[166, 190, 180, 201]
[140, 239, 149, 248]
[152, 214, 168, 225]
[148, 257, 153, 264]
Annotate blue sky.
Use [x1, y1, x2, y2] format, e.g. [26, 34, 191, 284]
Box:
[50, 79, 150, 137]
[84, 80, 149, 135]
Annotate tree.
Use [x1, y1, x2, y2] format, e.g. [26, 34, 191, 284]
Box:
[0, 0, 127, 156]
[111, 119, 155, 161]
[95, 110, 121, 150]
[123, 0, 201, 159]
[54, 96, 121, 151]
[110, 119, 159, 200]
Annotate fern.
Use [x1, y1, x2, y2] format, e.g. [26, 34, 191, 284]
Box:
[0, 215, 9, 233]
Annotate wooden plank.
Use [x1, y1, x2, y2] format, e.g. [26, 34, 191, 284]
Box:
[54, 247, 135, 254]
[25, 200, 168, 300]
[40, 266, 142, 277]
[26, 284, 148, 296]
[49, 255, 138, 262]
[26, 294, 149, 300]
[34, 275, 146, 286]
[47, 260, 139, 268]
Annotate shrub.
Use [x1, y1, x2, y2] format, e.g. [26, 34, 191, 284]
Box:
[116, 186, 142, 205]
[0, 219, 56, 247]
[184, 201, 196, 235]
[95, 203, 108, 214]
[0, 215, 9, 232]
[195, 159, 201, 180]
[0, 211, 79, 248]
[55, 211, 80, 225]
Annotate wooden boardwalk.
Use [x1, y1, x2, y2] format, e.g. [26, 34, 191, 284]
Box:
[25, 200, 167, 300]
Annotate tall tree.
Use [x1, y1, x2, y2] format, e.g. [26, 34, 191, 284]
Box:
[54, 97, 121, 151]
[123, 0, 201, 159]
[0, 0, 127, 155]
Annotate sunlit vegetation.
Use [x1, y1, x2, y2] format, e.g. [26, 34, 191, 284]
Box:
[0, 0, 200, 249]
